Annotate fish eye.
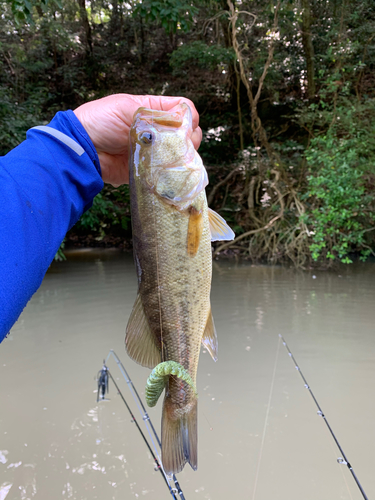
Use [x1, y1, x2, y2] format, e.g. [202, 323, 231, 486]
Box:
[139, 131, 154, 145]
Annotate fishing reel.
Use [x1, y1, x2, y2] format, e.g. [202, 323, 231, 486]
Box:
[97, 360, 109, 402]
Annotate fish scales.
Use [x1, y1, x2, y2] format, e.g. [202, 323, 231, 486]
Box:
[126, 103, 234, 475]
[133, 190, 211, 374]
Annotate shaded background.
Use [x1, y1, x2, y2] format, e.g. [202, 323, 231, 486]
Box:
[1, 0, 375, 265]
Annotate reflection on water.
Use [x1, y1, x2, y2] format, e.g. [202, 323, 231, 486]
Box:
[1, 251, 375, 499]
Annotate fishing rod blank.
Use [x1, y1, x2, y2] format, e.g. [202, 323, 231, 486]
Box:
[105, 350, 186, 500]
[106, 369, 179, 499]
[279, 335, 369, 500]
[106, 350, 161, 449]
[100, 351, 186, 499]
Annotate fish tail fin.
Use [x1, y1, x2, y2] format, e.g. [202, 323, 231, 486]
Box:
[161, 396, 198, 475]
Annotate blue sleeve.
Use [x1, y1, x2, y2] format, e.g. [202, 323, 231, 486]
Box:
[0, 110, 104, 341]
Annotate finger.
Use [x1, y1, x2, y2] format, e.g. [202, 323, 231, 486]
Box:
[131, 95, 202, 150]
[145, 95, 200, 132]
[99, 152, 129, 186]
[191, 126, 202, 151]
[91, 94, 201, 148]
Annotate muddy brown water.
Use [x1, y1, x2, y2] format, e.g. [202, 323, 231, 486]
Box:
[1, 250, 375, 500]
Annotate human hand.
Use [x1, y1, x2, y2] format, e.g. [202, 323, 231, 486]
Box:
[74, 94, 202, 186]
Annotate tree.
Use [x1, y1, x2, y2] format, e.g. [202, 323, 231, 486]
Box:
[300, 0, 316, 99]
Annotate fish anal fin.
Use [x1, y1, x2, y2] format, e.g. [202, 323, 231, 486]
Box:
[201, 309, 218, 362]
[187, 207, 203, 256]
[125, 293, 160, 369]
[208, 208, 235, 241]
[161, 396, 197, 475]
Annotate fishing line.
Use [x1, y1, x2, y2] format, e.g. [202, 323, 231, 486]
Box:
[101, 350, 186, 500]
[279, 335, 369, 500]
[105, 350, 161, 455]
[150, 110, 165, 363]
[332, 442, 355, 500]
[106, 370, 177, 498]
[251, 334, 281, 500]
[202, 411, 213, 431]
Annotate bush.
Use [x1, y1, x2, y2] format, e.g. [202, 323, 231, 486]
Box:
[0, 86, 46, 156]
[74, 184, 131, 240]
[302, 132, 375, 264]
[170, 41, 235, 73]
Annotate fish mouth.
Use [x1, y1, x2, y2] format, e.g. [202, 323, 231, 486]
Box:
[133, 103, 193, 130]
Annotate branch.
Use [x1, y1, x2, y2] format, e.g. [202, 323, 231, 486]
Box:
[213, 169, 285, 257]
[3, 51, 15, 75]
[253, 1, 281, 110]
[227, 0, 280, 163]
[207, 165, 242, 206]
[212, 210, 282, 258]
[355, 33, 375, 100]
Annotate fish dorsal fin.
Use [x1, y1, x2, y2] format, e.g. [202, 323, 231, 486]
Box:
[125, 293, 161, 368]
[208, 208, 235, 241]
[201, 308, 218, 361]
[187, 207, 203, 256]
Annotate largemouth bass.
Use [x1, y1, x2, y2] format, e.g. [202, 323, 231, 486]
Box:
[125, 103, 234, 475]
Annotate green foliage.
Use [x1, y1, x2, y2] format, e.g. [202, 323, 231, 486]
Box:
[54, 239, 67, 261]
[170, 41, 235, 72]
[10, 0, 61, 24]
[303, 132, 374, 264]
[134, 0, 198, 34]
[76, 185, 130, 241]
[0, 87, 46, 156]
[296, 58, 375, 265]
[1, 0, 375, 265]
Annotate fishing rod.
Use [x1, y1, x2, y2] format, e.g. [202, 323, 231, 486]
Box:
[97, 351, 186, 500]
[105, 350, 186, 500]
[107, 370, 177, 497]
[279, 335, 369, 500]
[106, 350, 161, 450]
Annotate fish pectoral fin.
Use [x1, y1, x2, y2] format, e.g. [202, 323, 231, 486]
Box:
[125, 293, 161, 369]
[208, 208, 235, 241]
[187, 206, 203, 256]
[201, 308, 218, 362]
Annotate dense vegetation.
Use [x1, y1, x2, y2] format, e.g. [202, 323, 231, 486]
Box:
[1, 0, 375, 266]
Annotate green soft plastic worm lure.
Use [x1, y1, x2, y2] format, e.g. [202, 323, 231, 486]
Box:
[145, 361, 198, 408]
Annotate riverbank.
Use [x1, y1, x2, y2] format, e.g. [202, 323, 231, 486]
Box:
[62, 240, 372, 272]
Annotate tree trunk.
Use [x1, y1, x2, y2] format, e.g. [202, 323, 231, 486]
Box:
[300, 0, 316, 99]
[77, 0, 93, 56]
[110, 0, 119, 34]
[140, 15, 145, 60]
[219, 0, 245, 149]
[219, 0, 236, 101]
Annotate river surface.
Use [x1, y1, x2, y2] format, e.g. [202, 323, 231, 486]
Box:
[1, 251, 375, 500]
